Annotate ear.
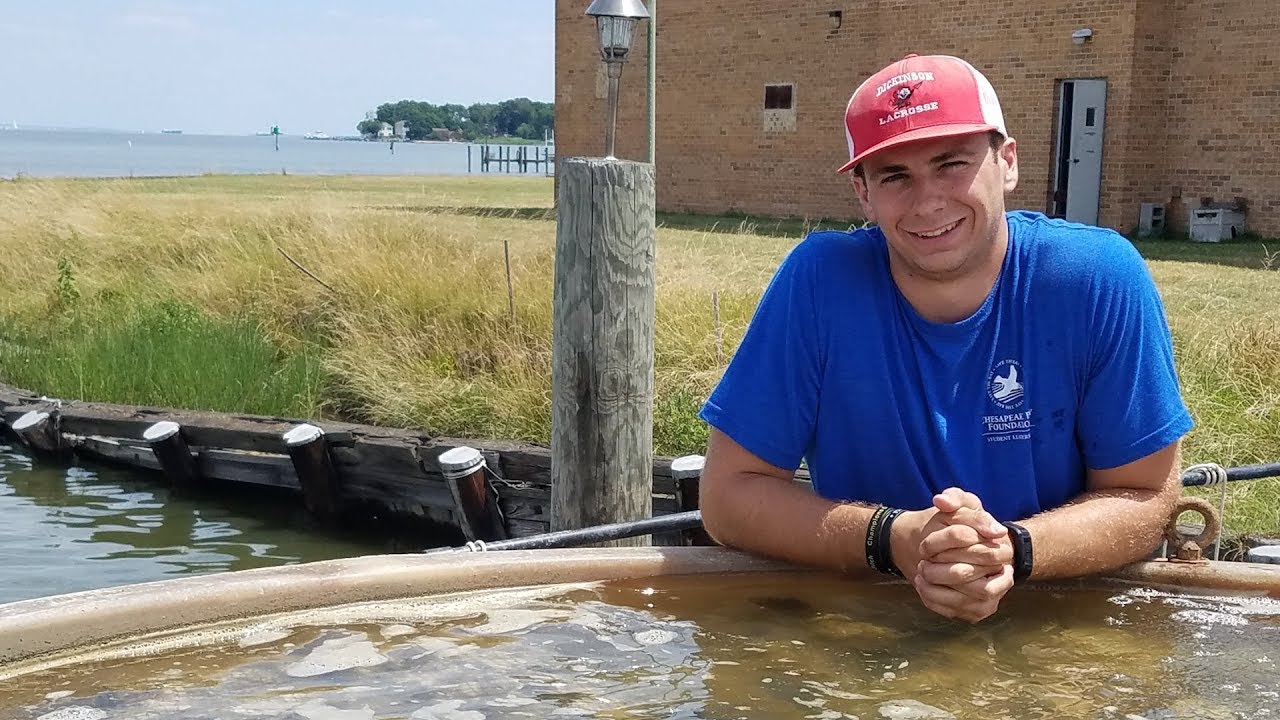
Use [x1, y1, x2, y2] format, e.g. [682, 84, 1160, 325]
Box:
[999, 137, 1019, 193]
[851, 174, 878, 224]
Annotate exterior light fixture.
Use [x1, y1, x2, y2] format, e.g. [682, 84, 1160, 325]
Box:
[585, 0, 651, 158]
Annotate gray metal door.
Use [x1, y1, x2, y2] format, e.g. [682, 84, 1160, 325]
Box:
[1062, 79, 1107, 225]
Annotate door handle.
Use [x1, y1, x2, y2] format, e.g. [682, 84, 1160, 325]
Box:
[1072, 159, 1080, 164]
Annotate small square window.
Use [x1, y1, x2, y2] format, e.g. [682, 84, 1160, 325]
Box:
[1085, 107, 1096, 127]
[765, 84, 794, 110]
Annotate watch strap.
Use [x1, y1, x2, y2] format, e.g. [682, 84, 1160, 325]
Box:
[1001, 521, 1033, 582]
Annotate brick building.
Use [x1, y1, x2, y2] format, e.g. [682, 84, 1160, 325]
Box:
[555, 1, 1280, 236]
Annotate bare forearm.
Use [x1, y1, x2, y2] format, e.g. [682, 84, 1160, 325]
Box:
[1020, 486, 1177, 580]
[700, 472, 875, 575]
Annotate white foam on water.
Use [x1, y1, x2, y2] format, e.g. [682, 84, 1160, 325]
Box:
[379, 625, 417, 639]
[802, 680, 872, 702]
[36, 708, 108, 720]
[632, 629, 678, 646]
[237, 628, 292, 648]
[1170, 609, 1250, 627]
[285, 633, 389, 678]
[468, 608, 565, 636]
[1120, 587, 1280, 617]
[566, 607, 609, 632]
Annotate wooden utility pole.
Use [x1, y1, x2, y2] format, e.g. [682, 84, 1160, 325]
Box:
[550, 158, 656, 545]
[647, 0, 656, 164]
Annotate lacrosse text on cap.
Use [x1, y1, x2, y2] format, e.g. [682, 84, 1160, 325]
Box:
[838, 54, 1007, 174]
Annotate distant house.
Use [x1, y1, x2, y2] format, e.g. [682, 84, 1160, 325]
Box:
[394, 121, 408, 140]
[376, 122, 394, 139]
[430, 127, 466, 142]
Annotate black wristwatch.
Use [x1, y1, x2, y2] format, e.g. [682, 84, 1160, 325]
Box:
[1002, 521, 1033, 582]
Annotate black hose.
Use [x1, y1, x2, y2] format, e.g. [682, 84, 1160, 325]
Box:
[424, 460, 1280, 554]
[1181, 462, 1280, 487]
[425, 510, 704, 554]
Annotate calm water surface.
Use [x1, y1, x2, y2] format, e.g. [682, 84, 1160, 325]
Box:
[0, 443, 391, 606]
[0, 128, 550, 179]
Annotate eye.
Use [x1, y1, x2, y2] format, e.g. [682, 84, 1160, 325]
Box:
[880, 173, 907, 185]
[942, 160, 968, 170]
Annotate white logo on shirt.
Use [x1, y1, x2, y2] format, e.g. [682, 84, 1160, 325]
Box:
[984, 359, 1031, 443]
[988, 359, 1025, 409]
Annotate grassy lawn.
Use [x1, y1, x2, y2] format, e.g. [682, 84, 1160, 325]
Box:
[0, 174, 1275, 539]
[1132, 236, 1280, 270]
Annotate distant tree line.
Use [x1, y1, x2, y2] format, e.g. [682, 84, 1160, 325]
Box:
[356, 98, 554, 141]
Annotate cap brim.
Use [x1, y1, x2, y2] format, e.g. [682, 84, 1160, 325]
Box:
[836, 124, 1000, 175]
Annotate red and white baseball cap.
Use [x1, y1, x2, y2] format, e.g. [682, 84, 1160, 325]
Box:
[838, 54, 1007, 174]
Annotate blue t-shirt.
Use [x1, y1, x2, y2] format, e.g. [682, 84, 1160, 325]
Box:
[698, 211, 1194, 522]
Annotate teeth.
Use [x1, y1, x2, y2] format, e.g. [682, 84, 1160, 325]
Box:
[915, 221, 959, 238]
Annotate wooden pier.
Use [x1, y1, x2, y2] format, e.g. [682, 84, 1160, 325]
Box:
[469, 144, 555, 175]
[0, 382, 756, 548]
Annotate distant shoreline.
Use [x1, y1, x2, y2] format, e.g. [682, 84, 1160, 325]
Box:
[0, 130, 555, 179]
[0, 127, 552, 145]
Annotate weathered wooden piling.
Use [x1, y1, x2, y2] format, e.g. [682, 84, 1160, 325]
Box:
[550, 157, 656, 545]
[283, 423, 342, 521]
[143, 421, 201, 492]
[437, 446, 507, 543]
[11, 410, 69, 459]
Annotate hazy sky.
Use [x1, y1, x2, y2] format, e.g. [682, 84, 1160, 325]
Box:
[0, 1, 554, 136]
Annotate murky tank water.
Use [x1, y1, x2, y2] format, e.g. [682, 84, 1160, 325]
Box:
[3, 572, 1278, 720]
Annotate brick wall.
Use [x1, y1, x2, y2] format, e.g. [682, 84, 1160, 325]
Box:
[1159, 1, 1280, 234]
[555, 1, 1280, 235]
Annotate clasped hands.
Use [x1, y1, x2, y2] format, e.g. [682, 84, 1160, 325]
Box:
[889, 488, 1016, 623]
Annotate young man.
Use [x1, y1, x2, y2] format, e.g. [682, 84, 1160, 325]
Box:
[697, 54, 1193, 623]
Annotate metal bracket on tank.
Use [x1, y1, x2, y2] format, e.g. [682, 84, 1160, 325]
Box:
[1164, 496, 1221, 563]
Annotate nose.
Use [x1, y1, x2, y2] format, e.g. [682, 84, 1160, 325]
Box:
[908, 174, 948, 217]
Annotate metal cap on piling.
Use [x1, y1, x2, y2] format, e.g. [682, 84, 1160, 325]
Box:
[1247, 545, 1280, 565]
[670, 454, 712, 547]
[670, 454, 705, 480]
[282, 422, 341, 521]
[283, 423, 325, 448]
[438, 446, 486, 480]
[12, 410, 50, 433]
[435, 443, 483, 476]
[437, 446, 505, 543]
[11, 409, 70, 458]
[142, 420, 181, 443]
[142, 420, 200, 491]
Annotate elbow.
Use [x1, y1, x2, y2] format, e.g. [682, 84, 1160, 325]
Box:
[1157, 466, 1183, 520]
[697, 471, 739, 548]
[1142, 472, 1184, 553]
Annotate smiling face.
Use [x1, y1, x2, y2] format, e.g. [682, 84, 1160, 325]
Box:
[852, 132, 1019, 285]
